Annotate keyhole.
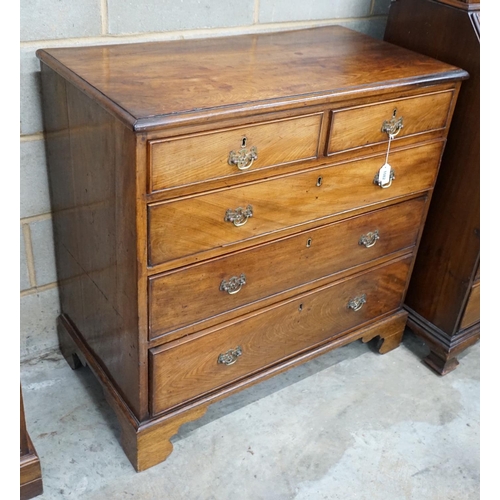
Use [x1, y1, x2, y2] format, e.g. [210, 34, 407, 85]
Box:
[316, 176, 323, 187]
[298, 303, 303, 312]
[306, 238, 312, 248]
[392, 108, 397, 118]
[241, 137, 247, 148]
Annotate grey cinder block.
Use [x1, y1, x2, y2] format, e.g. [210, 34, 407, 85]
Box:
[30, 218, 58, 287]
[20, 139, 51, 219]
[259, 0, 372, 24]
[20, 49, 44, 136]
[21, 0, 102, 41]
[108, 0, 254, 35]
[21, 227, 31, 291]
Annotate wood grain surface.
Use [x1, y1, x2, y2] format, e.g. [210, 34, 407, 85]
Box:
[20, 387, 43, 499]
[36, 26, 467, 131]
[148, 141, 443, 265]
[41, 65, 144, 418]
[149, 197, 426, 339]
[460, 283, 480, 330]
[386, 0, 480, 341]
[37, 23, 466, 469]
[328, 90, 452, 154]
[386, 0, 480, 375]
[150, 113, 322, 192]
[150, 256, 412, 414]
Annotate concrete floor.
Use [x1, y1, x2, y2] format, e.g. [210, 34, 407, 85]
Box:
[20, 330, 479, 500]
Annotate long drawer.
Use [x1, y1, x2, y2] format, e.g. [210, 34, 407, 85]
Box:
[149, 197, 426, 339]
[149, 255, 412, 414]
[149, 113, 323, 192]
[148, 141, 442, 266]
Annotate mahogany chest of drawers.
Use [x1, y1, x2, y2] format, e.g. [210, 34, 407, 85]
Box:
[385, 0, 480, 374]
[37, 26, 467, 471]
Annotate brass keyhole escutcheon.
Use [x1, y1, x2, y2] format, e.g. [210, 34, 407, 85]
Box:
[381, 109, 404, 138]
[316, 176, 323, 187]
[306, 238, 312, 248]
[298, 303, 303, 312]
[241, 136, 247, 148]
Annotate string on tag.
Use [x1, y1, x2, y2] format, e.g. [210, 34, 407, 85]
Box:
[374, 132, 395, 188]
[385, 133, 394, 165]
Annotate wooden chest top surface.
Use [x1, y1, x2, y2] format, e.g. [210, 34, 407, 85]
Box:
[37, 26, 466, 130]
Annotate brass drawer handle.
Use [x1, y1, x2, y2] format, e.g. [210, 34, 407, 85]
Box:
[218, 346, 242, 366]
[224, 205, 253, 226]
[220, 274, 246, 295]
[228, 145, 258, 171]
[373, 168, 395, 189]
[381, 109, 404, 138]
[359, 230, 380, 248]
[347, 294, 367, 312]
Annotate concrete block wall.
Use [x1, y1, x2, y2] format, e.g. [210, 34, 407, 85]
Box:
[20, 0, 392, 361]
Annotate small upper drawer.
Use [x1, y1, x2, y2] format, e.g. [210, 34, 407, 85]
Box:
[328, 91, 453, 155]
[149, 113, 323, 192]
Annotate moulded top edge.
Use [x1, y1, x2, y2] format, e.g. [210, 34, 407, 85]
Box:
[36, 26, 468, 132]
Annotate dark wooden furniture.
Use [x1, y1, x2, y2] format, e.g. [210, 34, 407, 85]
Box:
[37, 26, 466, 471]
[385, 0, 480, 374]
[20, 387, 43, 499]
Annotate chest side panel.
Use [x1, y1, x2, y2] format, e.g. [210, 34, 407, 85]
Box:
[40, 64, 144, 418]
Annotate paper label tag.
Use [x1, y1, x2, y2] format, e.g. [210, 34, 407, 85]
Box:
[378, 162, 392, 186]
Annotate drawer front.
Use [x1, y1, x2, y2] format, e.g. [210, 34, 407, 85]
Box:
[149, 197, 426, 339]
[149, 141, 442, 266]
[150, 256, 412, 414]
[328, 91, 453, 154]
[149, 114, 323, 192]
[460, 282, 480, 330]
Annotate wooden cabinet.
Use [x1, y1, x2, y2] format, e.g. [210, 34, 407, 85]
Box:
[385, 0, 480, 374]
[37, 26, 466, 471]
[20, 387, 43, 499]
